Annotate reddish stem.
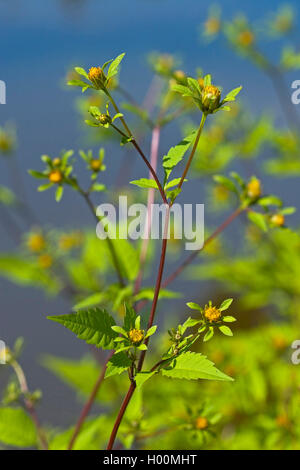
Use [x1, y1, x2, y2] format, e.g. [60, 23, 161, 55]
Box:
[134, 126, 161, 295]
[68, 351, 113, 450]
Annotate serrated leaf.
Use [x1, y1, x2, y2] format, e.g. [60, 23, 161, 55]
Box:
[124, 303, 137, 330]
[161, 351, 233, 381]
[135, 371, 156, 388]
[48, 308, 117, 350]
[0, 407, 37, 448]
[105, 352, 131, 378]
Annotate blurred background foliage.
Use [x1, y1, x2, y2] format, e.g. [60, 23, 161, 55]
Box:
[1, 0, 300, 450]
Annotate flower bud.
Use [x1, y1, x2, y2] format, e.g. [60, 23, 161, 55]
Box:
[202, 85, 221, 112]
[238, 30, 254, 47]
[52, 158, 61, 167]
[195, 416, 208, 430]
[88, 67, 106, 89]
[247, 178, 262, 200]
[97, 114, 112, 126]
[27, 233, 46, 253]
[270, 213, 285, 227]
[90, 159, 102, 172]
[49, 170, 63, 184]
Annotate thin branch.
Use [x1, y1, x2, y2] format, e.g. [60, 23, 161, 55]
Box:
[68, 351, 114, 450]
[77, 187, 125, 287]
[11, 360, 48, 450]
[134, 125, 161, 295]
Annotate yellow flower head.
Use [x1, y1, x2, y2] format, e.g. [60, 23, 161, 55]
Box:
[247, 178, 262, 199]
[270, 214, 285, 227]
[90, 159, 102, 172]
[49, 170, 63, 184]
[202, 85, 221, 112]
[38, 254, 53, 269]
[238, 30, 254, 47]
[195, 416, 208, 430]
[27, 233, 46, 253]
[129, 328, 144, 344]
[59, 232, 82, 251]
[204, 306, 222, 323]
[88, 67, 105, 87]
[276, 414, 290, 429]
[205, 17, 221, 35]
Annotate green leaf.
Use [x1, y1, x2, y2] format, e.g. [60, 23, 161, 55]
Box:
[219, 298, 233, 311]
[111, 325, 128, 337]
[28, 170, 47, 179]
[181, 317, 201, 334]
[186, 302, 201, 311]
[223, 86, 242, 102]
[73, 292, 107, 310]
[55, 186, 64, 202]
[203, 74, 212, 86]
[48, 308, 117, 350]
[0, 407, 37, 448]
[37, 182, 53, 192]
[219, 325, 233, 336]
[144, 325, 157, 339]
[67, 79, 89, 88]
[203, 326, 214, 342]
[130, 178, 158, 189]
[106, 53, 125, 80]
[105, 352, 131, 378]
[161, 351, 233, 381]
[74, 67, 89, 79]
[258, 195, 282, 207]
[163, 132, 196, 180]
[164, 177, 187, 190]
[213, 175, 238, 193]
[134, 288, 181, 302]
[135, 371, 156, 388]
[223, 316, 237, 323]
[247, 211, 268, 232]
[124, 303, 137, 330]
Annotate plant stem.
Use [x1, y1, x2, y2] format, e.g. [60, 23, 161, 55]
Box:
[134, 125, 161, 295]
[177, 114, 207, 191]
[106, 207, 170, 450]
[108, 99, 167, 204]
[106, 382, 136, 450]
[68, 351, 114, 450]
[11, 360, 48, 450]
[78, 187, 125, 287]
